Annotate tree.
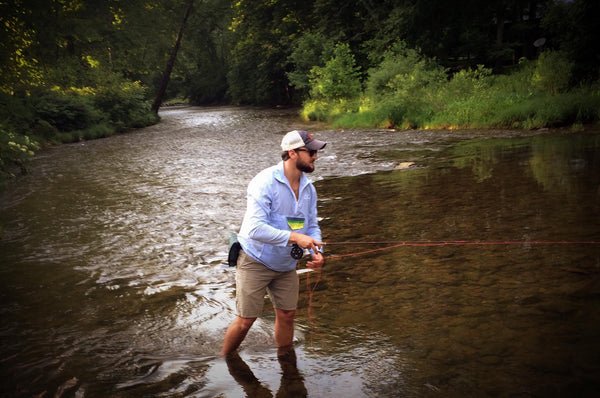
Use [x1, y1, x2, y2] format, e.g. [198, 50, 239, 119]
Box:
[227, 0, 312, 105]
[542, 0, 600, 83]
[152, 0, 195, 112]
[178, 0, 233, 104]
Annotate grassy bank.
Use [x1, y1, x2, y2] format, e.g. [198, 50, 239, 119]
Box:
[301, 46, 600, 131]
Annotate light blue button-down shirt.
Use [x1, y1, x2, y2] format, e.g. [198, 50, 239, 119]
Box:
[237, 161, 322, 272]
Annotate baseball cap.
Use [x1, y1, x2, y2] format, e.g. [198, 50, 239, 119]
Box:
[281, 130, 327, 151]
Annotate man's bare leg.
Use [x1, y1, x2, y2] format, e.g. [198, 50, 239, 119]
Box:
[274, 309, 295, 350]
[222, 316, 256, 356]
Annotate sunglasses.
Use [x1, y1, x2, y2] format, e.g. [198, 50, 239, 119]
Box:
[296, 148, 318, 156]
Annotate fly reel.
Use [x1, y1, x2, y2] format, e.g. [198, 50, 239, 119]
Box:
[290, 244, 304, 259]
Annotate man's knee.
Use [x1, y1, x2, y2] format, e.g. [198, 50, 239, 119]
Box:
[236, 316, 256, 330]
[276, 309, 295, 323]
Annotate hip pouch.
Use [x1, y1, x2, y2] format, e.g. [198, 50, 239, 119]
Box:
[228, 233, 241, 267]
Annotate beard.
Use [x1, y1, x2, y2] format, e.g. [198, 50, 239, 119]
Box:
[296, 157, 314, 173]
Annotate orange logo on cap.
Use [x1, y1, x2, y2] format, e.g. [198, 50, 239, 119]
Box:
[307, 133, 314, 140]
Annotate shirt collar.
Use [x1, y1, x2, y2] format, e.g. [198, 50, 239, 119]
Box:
[275, 161, 308, 188]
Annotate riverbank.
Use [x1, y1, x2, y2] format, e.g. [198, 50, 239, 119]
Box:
[3, 97, 599, 190]
[0, 83, 159, 185]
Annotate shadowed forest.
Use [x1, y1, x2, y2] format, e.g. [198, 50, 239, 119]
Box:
[1, 0, 599, 182]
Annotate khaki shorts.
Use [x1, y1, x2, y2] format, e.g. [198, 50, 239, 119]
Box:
[235, 250, 299, 318]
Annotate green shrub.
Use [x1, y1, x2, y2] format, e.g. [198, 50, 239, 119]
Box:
[93, 79, 157, 131]
[0, 91, 35, 135]
[532, 50, 574, 95]
[0, 125, 39, 181]
[366, 43, 444, 98]
[362, 43, 446, 128]
[443, 65, 492, 99]
[308, 43, 362, 101]
[287, 33, 335, 93]
[301, 100, 330, 121]
[31, 89, 102, 133]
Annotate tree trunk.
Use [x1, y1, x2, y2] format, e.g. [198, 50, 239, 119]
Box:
[494, 3, 506, 73]
[151, 0, 194, 113]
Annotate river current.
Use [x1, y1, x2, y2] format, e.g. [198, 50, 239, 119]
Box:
[1, 106, 599, 397]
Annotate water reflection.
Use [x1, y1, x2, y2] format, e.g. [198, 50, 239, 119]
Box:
[445, 134, 600, 193]
[225, 347, 307, 398]
[0, 107, 599, 397]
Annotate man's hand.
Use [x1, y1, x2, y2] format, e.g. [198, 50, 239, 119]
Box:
[306, 251, 324, 270]
[289, 232, 322, 253]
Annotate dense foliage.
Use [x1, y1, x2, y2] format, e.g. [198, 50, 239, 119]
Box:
[313, 45, 600, 130]
[1, 0, 599, 182]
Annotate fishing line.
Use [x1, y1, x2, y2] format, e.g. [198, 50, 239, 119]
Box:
[321, 240, 600, 259]
[300, 239, 599, 350]
[305, 268, 321, 353]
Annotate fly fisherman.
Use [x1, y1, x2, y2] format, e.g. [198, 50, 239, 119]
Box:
[222, 130, 326, 357]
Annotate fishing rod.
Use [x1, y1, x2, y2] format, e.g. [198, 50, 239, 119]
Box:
[323, 240, 600, 246]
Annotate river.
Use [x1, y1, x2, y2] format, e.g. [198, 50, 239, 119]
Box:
[1, 106, 599, 397]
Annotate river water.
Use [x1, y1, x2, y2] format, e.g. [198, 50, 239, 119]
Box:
[1, 106, 599, 397]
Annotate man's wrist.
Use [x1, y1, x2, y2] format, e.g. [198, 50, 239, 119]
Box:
[288, 231, 298, 245]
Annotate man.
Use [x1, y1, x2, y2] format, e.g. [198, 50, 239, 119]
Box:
[222, 130, 326, 356]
